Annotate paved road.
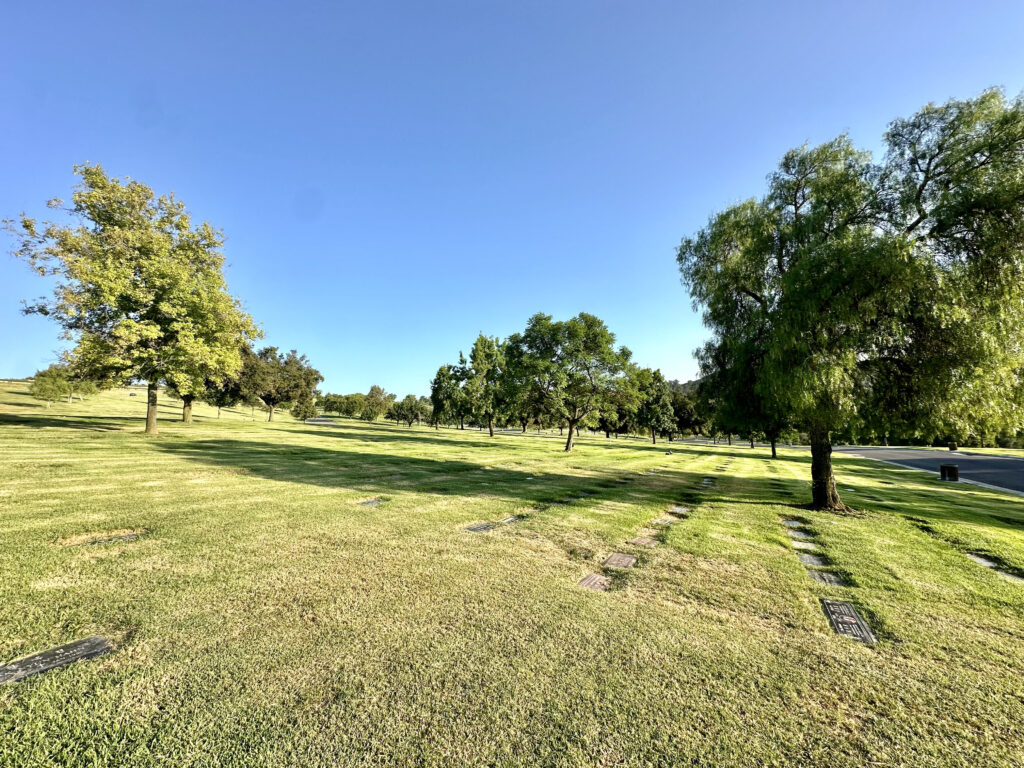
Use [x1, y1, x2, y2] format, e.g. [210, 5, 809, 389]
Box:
[834, 446, 1024, 495]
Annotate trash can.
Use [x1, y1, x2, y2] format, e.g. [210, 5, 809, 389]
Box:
[940, 464, 959, 481]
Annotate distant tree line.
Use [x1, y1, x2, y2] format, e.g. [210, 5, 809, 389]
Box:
[427, 313, 704, 451]
[679, 89, 1024, 509]
[7, 164, 322, 432]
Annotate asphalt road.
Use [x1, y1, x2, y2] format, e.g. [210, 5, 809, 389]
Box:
[834, 446, 1024, 494]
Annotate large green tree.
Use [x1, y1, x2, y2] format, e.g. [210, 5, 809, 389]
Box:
[509, 312, 631, 451]
[247, 347, 323, 422]
[7, 164, 260, 434]
[679, 89, 1024, 509]
[635, 368, 675, 444]
[362, 385, 394, 422]
[464, 334, 505, 437]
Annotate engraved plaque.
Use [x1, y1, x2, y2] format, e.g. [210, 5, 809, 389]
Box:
[798, 553, 828, 567]
[0, 636, 113, 684]
[820, 599, 876, 644]
[628, 537, 658, 548]
[603, 552, 637, 569]
[465, 523, 494, 533]
[808, 570, 849, 587]
[578, 573, 610, 591]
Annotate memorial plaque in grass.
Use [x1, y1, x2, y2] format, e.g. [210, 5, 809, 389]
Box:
[787, 529, 814, 540]
[0, 636, 113, 684]
[792, 541, 821, 553]
[628, 536, 658, 548]
[820, 599, 876, 644]
[500, 516, 522, 524]
[669, 506, 689, 515]
[782, 519, 806, 528]
[578, 573, 610, 591]
[359, 499, 381, 506]
[798, 553, 828, 567]
[809, 570, 849, 587]
[652, 517, 676, 526]
[966, 552, 999, 568]
[603, 553, 637, 569]
[86, 533, 141, 546]
[465, 523, 494, 533]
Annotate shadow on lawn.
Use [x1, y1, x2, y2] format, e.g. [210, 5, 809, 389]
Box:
[150, 437, 711, 505]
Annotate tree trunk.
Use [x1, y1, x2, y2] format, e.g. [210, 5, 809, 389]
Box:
[488, 416, 494, 437]
[145, 381, 159, 435]
[750, 437, 754, 449]
[727, 434, 732, 446]
[460, 416, 464, 430]
[267, 404, 275, 422]
[605, 430, 611, 438]
[809, 424, 845, 510]
[182, 395, 194, 424]
[564, 420, 577, 452]
[217, 406, 222, 418]
[651, 428, 656, 444]
[771, 438, 777, 459]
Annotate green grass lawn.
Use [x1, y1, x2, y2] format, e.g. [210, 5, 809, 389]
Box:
[2, 382, 1023, 767]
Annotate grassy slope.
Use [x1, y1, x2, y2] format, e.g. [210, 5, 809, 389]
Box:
[1, 382, 1022, 767]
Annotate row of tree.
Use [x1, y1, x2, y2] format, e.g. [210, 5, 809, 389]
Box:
[428, 313, 703, 451]
[8, 165, 322, 432]
[318, 386, 432, 425]
[679, 88, 1024, 510]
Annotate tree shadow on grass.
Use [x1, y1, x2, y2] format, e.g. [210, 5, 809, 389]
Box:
[150, 438, 711, 506]
[0, 413, 132, 432]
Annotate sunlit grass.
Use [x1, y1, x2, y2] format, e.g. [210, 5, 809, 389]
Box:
[1, 382, 1023, 767]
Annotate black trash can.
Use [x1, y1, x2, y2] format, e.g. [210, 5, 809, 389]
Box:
[940, 464, 959, 481]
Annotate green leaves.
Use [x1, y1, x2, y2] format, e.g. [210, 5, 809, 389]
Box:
[7, 164, 262, 432]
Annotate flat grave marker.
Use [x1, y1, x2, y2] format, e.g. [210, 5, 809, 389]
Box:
[465, 523, 494, 533]
[652, 517, 676, 527]
[965, 552, 999, 568]
[669, 505, 689, 515]
[0, 636, 113, 684]
[578, 573, 610, 591]
[809, 570, 849, 587]
[782, 519, 806, 528]
[500, 516, 523, 524]
[359, 499, 381, 506]
[798, 553, 828, 567]
[628, 536, 658, 548]
[787, 529, 814, 540]
[792, 541, 820, 552]
[86, 533, 140, 546]
[603, 553, 637, 570]
[820, 599, 876, 644]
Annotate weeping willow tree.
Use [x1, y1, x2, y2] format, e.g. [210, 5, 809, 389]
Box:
[679, 89, 1024, 510]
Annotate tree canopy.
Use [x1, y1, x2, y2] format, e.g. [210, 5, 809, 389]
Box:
[7, 164, 261, 434]
[679, 89, 1024, 509]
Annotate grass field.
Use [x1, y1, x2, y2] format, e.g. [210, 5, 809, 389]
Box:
[2, 382, 1023, 767]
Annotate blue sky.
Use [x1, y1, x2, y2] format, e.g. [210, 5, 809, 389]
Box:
[3, 1, 1023, 395]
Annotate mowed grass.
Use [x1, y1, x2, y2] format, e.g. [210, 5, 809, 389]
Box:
[1, 383, 1023, 767]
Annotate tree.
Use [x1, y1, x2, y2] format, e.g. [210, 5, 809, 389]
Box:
[29, 366, 71, 406]
[509, 313, 631, 451]
[464, 334, 505, 437]
[395, 394, 424, 427]
[679, 89, 1024, 509]
[290, 394, 318, 421]
[248, 347, 323, 421]
[668, 389, 700, 440]
[203, 375, 243, 418]
[362, 385, 394, 422]
[7, 165, 261, 434]
[635, 368, 675, 444]
[430, 365, 462, 428]
[340, 393, 366, 418]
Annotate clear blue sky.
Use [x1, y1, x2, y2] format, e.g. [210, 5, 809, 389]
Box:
[3, 1, 1023, 395]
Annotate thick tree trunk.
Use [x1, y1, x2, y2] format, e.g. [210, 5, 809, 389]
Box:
[487, 416, 494, 437]
[750, 437, 754, 449]
[145, 381, 159, 435]
[771, 438, 777, 459]
[182, 395, 194, 424]
[651, 428, 656, 444]
[564, 420, 577, 452]
[267, 405, 275, 422]
[727, 434, 732, 446]
[460, 417, 464, 430]
[809, 424, 846, 510]
[605, 430, 611, 439]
